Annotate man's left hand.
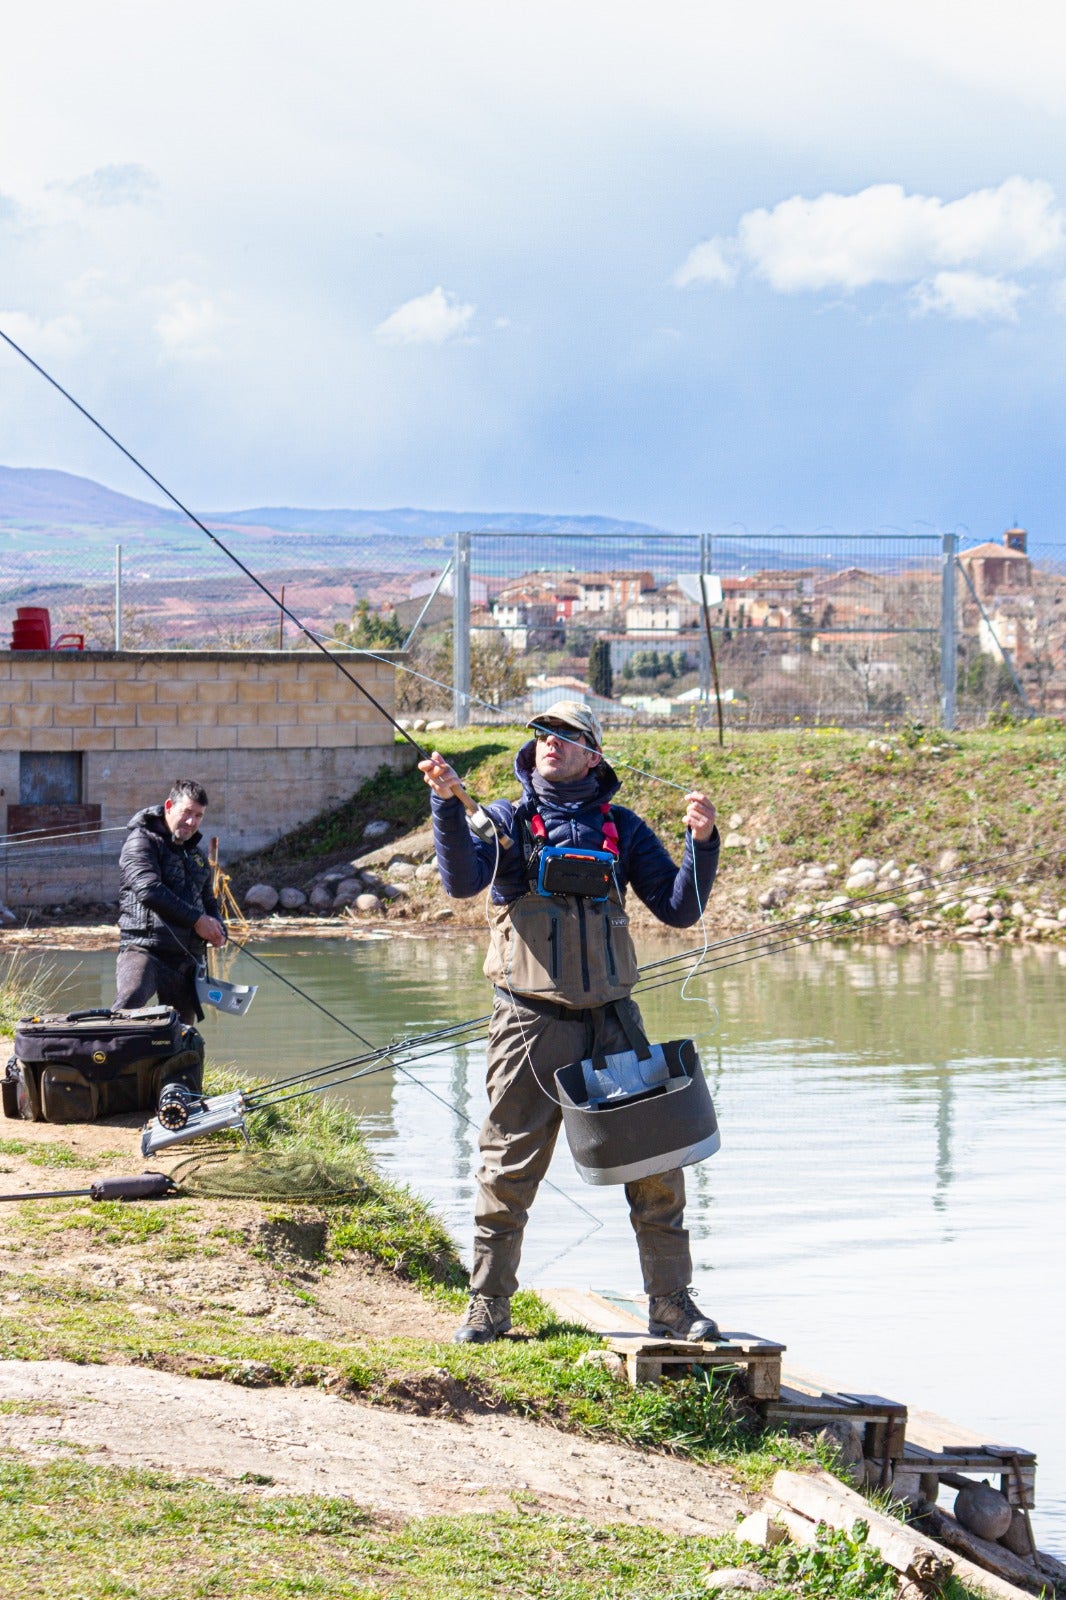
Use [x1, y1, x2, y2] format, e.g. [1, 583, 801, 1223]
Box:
[683, 792, 717, 844]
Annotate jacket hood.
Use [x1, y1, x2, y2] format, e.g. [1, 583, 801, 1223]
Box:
[126, 803, 202, 849]
[514, 738, 621, 807]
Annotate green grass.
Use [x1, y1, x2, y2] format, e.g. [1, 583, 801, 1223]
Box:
[209, 1064, 469, 1295]
[705, 1522, 988, 1600]
[0, 1070, 811, 1491]
[0, 1461, 993, 1600]
[0, 1457, 729, 1600]
[0, 953, 61, 1036]
[233, 724, 1066, 896]
[0, 1079, 938, 1600]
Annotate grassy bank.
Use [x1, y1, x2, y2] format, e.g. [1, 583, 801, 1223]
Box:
[0, 971, 992, 1598]
[0, 1457, 958, 1600]
[236, 722, 1066, 897]
[0, 1062, 808, 1489]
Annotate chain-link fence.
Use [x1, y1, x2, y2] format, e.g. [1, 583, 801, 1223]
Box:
[445, 529, 952, 730]
[0, 522, 452, 651]
[2, 520, 1064, 728]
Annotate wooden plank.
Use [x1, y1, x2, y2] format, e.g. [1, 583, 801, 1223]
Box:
[841, 1391, 907, 1416]
[908, 1406, 1032, 1458]
[771, 1471, 1040, 1600]
[898, 1443, 1036, 1509]
[538, 1286, 643, 1332]
[904, 1444, 1031, 1474]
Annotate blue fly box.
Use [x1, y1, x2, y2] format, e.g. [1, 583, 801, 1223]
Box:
[535, 845, 616, 900]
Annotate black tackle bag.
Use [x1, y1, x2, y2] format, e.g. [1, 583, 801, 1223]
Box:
[3, 1005, 204, 1124]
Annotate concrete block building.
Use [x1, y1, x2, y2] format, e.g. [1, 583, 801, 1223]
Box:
[0, 649, 412, 908]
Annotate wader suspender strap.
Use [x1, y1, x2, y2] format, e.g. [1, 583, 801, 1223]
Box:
[520, 800, 620, 890]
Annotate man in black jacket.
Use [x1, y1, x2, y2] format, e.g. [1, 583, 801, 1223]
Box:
[115, 779, 226, 1023]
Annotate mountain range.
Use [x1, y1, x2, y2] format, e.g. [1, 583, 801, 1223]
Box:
[0, 465, 677, 543]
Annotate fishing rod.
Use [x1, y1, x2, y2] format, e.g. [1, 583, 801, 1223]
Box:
[0, 327, 514, 850]
[144, 841, 1040, 1154]
[0, 1172, 174, 1204]
[146, 927, 605, 1226]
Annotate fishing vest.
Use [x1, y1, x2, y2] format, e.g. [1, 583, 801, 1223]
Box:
[483, 801, 640, 1008]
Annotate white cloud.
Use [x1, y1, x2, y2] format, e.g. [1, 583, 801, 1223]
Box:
[0, 310, 84, 356]
[672, 238, 737, 289]
[63, 163, 159, 207]
[676, 178, 1064, 313]
[911, 271, 1024, 322]
[375, 286, 475, 346]
[153, 285, 225, 360]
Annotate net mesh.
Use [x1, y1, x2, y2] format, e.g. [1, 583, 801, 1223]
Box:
[165, 1148, 370, 1201]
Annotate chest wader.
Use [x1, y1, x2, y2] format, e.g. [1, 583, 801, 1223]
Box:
[482, 803, 721, 1187]
[483, 800, 639, 1007]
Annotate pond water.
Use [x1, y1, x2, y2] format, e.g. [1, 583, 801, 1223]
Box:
[30, 932, 1066, 1555]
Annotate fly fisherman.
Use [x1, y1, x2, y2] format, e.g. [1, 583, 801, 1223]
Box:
[115, 779, 226, 1024]
[419, 701, 720, 1346]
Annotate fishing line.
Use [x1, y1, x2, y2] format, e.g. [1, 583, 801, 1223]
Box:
[330, 630, 693, 794]
[0, 824, 127, 849]
[0, 826, 129, 861]
[2, 324, 703, 842]
[223, 934, 377, 1051]
[208, 929, 603, 1225]
[0, 326, 430, 764]
[9, 327, 1054, 1223]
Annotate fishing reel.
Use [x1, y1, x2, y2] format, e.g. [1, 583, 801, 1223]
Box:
[156, 1081, 203, 1131]
[141, 1090, 251, 1157]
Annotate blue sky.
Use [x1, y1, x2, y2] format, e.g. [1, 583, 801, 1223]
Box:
[2, 1, 1066, 540]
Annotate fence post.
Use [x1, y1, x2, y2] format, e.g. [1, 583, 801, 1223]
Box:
[453, 531, 471, 727]
[698, 531, 711, 728]
[114, 544, 123, 650]
[940, 531, 957, 730]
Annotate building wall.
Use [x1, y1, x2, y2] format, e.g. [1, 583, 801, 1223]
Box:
[0, 649, 413, 906]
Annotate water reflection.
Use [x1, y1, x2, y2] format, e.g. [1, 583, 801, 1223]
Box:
[26, 934, 1066, 1554]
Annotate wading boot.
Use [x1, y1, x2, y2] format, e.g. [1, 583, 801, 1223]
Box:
[453, 1294, 512, 1345]
[648, 1286, 719, 1342]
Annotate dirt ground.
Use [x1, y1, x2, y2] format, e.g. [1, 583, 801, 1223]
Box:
[0, 1359, 747, 1532]
[0, 1117, 750, 1535]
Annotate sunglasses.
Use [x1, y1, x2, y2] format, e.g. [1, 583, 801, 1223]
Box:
[533, 725, 594, 748]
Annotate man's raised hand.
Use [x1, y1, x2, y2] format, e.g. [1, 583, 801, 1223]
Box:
[418, 750, 464, 800]
[683, 792, 717, 844]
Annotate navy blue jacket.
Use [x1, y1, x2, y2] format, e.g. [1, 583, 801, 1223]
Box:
[430, 741, 718, 927]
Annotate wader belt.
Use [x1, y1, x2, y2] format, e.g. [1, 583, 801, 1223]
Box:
[493, 988, 650, 1057]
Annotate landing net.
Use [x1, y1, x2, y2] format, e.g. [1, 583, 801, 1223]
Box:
[165, 1148, 370, 1202]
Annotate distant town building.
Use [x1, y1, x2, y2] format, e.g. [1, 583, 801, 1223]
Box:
[574, 571, 654, 613]
[624, 584, 701, 633]
[957, 528, 1032, 603]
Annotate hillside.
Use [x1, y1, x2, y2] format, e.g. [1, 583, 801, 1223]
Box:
[0, 464, 675, 542]
[225, 723, 1066, 946]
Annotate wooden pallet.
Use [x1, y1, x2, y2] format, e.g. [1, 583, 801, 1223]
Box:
[539, 1289, 1037, 1510]
[762, 1381, 908, 1486]
[608, 1330, 784, 1397]
[898, 1409, 1037, 1509]
[539, 1287, 784, 1399]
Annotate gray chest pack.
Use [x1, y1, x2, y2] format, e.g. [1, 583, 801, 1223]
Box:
[3, 1006, 204, 1124]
